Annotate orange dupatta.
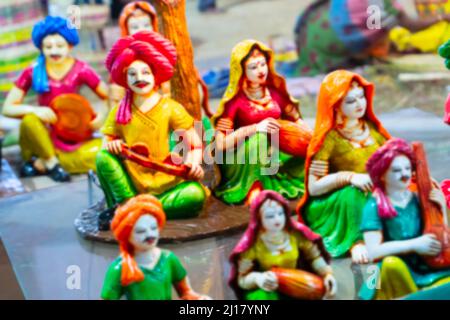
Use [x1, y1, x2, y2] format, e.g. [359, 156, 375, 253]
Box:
[296, 70, 391, 218]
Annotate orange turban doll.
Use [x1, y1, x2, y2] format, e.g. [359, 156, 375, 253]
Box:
[111, 194, 166, 286]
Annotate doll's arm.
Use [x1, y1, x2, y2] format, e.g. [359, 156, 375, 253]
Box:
[300, 238, 333, 276]
[300, 239, 337, 298]
[308, 167, 354, 196]
[237, 258, 278, 292]
[3, 86, 38, 117]
[214, 123, 258, 152]
[308, 160, 373, 196]
[364, 231, 423, 262]
[175, 277, 211, 300]
[3, 86, 57, 123]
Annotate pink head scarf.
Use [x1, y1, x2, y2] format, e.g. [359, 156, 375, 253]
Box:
[228, 190, 330, 299]
[366, 138, 416, 219]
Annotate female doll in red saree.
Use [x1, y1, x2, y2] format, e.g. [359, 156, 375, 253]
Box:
[212, 40, 312, 205]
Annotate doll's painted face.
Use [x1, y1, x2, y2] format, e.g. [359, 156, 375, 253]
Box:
[244, 49, 269, 86]
[260, 199, 286, 233]
[127, 60, 155, 95]
[127, 9, 153, 35]
[42, 34, 71, 64]
[129, 214, 160, 251]
[384, 155, 412, 192]
[340, 82, 367, 120]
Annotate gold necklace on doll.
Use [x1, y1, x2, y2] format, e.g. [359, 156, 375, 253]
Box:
[260, 231, 291, 255]
[336, 120, 373, 148]
[243, 84, 273, 109]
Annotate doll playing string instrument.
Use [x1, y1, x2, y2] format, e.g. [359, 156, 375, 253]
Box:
[412, 141, 450, 269]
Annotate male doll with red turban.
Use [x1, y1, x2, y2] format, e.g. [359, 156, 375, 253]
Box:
[96, 31, 207, 225]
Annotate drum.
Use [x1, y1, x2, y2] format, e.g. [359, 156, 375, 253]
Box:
[50, 94, 95, 143]
[277, 120, 312, 158]
[271, 267, 325, 300]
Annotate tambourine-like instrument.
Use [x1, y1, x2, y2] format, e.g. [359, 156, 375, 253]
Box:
[49, 94, 95, 143]
[120, 143, 193, 180]
[277, 120, 312, 158]
[413, 142, 450, 269]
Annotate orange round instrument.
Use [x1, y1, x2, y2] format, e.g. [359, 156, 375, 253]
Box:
[271, 267, 325, 300]
[49, 94, 95, 143]
[277, 120, 312, 158]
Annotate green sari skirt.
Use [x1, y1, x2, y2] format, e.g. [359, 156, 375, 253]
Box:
[214, 133, 305, 205]
[303, 186, 370, 258]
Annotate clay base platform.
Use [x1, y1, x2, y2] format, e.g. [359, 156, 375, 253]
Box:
[74, 196, 250, 244]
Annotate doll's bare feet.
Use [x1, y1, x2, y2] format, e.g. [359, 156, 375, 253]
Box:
[351, 243, 369, 264]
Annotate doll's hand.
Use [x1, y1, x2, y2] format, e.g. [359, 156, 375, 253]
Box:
[413, 234, 442, 256]
[256, 118, 280, 135]
[255, 271, 278, 292]
[187, 163, 204, 180]
[350, 174, 373, 193]
[323, 273, 337, 298]
[106, 139, 124, 155]
[429, 188, 446, 212]
[90, 114, 103, 131]
[32, 106, 57, 124]
[351, 243, 369, 264]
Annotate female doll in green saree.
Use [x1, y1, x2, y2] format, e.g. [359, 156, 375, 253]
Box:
[211, 40, 312, 205]
[296, 70, 391, 263]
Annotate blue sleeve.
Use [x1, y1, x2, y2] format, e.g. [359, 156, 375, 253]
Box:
[360, 197, 383, 232]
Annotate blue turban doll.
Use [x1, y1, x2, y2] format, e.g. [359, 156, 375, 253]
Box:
[31, 16, 80, 93]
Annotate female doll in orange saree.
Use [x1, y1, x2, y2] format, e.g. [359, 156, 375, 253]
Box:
[296, 70, 390, 263]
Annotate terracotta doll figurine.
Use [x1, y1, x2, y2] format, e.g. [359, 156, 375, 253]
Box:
[109, 1, 169, 107]
[359, 138, 450, 300]
[97, 30, 206, 223]
[212, 40, 312, 205]
[229, 190, 337, 300]
[101, 194, 211, 300]
[111, 1, 212, 120]
[297, 70, 391, 263]
[2, 16, 108, 181]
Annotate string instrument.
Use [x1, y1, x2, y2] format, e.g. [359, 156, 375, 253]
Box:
[270, 267, 325, 300]
[120, 143, 193, 180]
[412, 141, 450, 268]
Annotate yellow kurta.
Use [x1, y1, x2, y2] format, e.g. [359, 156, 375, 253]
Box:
[313, 123, 387, 174]
[101, 97, 194, 195]
[240, 233, 322, 271]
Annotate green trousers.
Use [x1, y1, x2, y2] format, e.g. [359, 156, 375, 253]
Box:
[244, 289, 291, 300]
[96, 150, 206, 219]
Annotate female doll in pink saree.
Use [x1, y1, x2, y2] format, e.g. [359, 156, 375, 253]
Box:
[212, 40, 312, 205]
[229, 190, 336, 300]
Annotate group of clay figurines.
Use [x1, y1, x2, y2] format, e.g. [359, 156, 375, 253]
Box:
[3, 2, 450, 300]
